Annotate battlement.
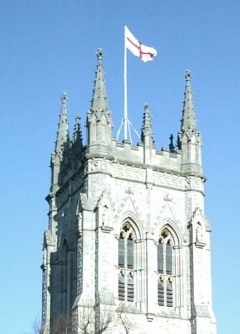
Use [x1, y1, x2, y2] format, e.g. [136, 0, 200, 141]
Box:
[113, 138, 181, 172]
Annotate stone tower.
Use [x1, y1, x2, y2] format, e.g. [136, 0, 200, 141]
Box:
[41, 49, 217, 334]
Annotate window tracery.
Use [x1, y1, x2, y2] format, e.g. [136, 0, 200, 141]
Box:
[118, 222, 135, 302]
[157, 228, 174, 307]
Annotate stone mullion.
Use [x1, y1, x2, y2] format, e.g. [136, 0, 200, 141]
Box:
[124, 236, 127, 302]
[162, 241, 166, 306]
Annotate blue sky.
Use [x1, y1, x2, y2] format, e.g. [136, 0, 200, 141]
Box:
[0, 1, 239, 333]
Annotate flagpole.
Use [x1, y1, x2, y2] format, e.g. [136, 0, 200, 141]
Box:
[124, 25, 128, 141]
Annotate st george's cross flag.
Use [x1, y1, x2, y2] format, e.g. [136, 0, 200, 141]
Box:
[125, 25, 157, 62]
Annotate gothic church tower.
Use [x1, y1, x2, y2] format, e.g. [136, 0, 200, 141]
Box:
[41, 50, 217, 334]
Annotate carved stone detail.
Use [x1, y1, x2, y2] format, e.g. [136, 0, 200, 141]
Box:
[153, 172, 184, 189]
[151, 193, 182, 234]
[113, 187, 142, 222]
[113, 163, 145, 182]
[87, 158, 113, 175]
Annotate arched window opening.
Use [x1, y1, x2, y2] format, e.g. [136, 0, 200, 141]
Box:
[127, 234, 133, 269]
[118, 232, 125, 268]
[157, 239, 163, 273]
[166, 279, 173, 307]
[118, 222, 136, 302]
[127, 273, 134, 302]
[158, 278, 164, 306]
[166, 240, 172, 275]
[157, 228, 174, 307]
[118, 271, 125, 301]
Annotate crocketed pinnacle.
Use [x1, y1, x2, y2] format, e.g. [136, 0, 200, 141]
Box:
[55, 92, 70, 159]
[180, 70, 197, 134]
[141, 103, 154, 143]
[90, 48, 108, 113]
[86, 49, 113, 151]
[72, 114, 83, 150]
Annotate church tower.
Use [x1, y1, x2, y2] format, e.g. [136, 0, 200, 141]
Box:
[41, 50, 217, 334]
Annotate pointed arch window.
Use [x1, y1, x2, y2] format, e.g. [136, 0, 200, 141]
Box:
[118, 232, 125, 267]
[118, 223, 135, 302]
[157, 240, 163, 273]
[158, 278, 164, 306]
[118, 272, 125, 301]
[166, 240, 172, 275]
[127, 234, 133, 269]
[166, 278, 173, 307]
[157, 229, 174, 307]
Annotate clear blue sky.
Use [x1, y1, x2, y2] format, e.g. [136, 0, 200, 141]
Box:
[0, 1, 239, 333]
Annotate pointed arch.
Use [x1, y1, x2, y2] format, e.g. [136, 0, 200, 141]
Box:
[115, 212, 145, 241]
[118, 219, 137, 270]
[156, 221, 181, 308]
[153, 218, 183, 246]
[117, 216, 143, 303]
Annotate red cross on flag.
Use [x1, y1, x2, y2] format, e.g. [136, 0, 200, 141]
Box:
[125, 25, 157, 62]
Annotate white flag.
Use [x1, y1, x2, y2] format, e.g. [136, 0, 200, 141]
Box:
[125, 25, 157, 62]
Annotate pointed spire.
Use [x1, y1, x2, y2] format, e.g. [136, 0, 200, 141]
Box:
[90, 48, 108, 115]
[178, 71, 203, 174]
[141, 103, 154, 143]
[86, 49, 113, 156]
[55, 92, 70, 159]
[180, 70, 197, 134]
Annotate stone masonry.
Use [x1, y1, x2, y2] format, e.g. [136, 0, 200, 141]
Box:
[41, 49, 217, 334]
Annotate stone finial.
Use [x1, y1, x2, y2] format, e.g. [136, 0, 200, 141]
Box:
[60, 92, 68, 107]
[185, 69, 192, 81]
[74, 114, 80, 125]
[144, 103, 150, 114]
[141, 103, 154, 162]
[96, 48, 104, 61]
[141, 103, 153, 141]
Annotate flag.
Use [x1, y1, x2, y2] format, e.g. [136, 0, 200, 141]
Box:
[125, 25, 157, 62]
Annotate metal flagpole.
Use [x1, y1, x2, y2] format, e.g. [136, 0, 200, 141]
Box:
[124, 25, 128, 141]
[117, 25, 140, 142]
